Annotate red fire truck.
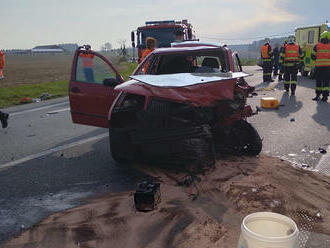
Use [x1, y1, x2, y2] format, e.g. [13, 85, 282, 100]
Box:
[131, 20, 195, 62]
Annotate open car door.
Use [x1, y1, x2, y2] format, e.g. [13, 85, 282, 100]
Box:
[69, 46, 124, 128]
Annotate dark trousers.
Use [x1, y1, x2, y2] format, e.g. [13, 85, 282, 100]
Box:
[263, 60, 273, 82]
[315, 67, 330, 97]
[284, 66, 298, 93]
[83, 68, 94, 83]
[0, 111, 7, 119]
[273, 62, 279, 76]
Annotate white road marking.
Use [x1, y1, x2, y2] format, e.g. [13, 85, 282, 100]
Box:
[0, 132, 108, 171]
[10, 101, 69, 116]
[315, 145, 330, 176]
[47, 107, 70, 114]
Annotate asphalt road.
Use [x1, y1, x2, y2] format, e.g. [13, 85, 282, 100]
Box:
[0, 66, 329, 242]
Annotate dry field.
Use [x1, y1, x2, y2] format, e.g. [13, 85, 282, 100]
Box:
[1, 54, 73, 87]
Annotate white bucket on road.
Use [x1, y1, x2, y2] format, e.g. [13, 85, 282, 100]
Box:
[237, 212, 299, 248]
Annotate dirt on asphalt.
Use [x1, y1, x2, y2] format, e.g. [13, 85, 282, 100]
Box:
[5, 155, 330, 248]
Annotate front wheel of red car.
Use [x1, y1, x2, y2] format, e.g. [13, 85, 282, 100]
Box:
[109, 128, 137, 163]
[217, 120, 262, 156]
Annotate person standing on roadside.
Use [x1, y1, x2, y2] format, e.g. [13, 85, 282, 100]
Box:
[311, 31, 330, 102]
[79, 45, 95, 83]
[261, 38, 274, 83]
[0, 49, 9, 128]
[280, 35, 304, 96]
[141, 37, 157, 61]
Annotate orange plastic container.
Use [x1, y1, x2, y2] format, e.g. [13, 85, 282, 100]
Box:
[260, 97, 279, 109]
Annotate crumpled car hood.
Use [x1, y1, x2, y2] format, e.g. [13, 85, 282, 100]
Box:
[115, 72, 249, 107]
[129, 72, 249, 87]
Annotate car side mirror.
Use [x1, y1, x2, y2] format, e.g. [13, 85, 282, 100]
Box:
[103, 77, 119, 87]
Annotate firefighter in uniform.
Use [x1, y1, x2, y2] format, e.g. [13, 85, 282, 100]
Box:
[0, 49, 9, 128]
[311, 31, 330, 102]
[278, 39, 288, 81]
[261, 38, 273, 82]
[280, 35, 303, 95]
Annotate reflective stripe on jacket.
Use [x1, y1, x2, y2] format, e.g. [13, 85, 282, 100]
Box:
[284, 44, 299, 62]
[316, 42, 330, 67]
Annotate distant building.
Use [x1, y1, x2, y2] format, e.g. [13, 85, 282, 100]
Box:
[58, 43, 79, 53]
[31, 45, 64, 54]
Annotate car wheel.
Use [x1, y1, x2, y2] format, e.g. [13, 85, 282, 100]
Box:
[109, 128, 137, 163]
[217, 120, 262, 156]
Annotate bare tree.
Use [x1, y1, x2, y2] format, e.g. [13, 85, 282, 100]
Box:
[118, 40, 127, 57]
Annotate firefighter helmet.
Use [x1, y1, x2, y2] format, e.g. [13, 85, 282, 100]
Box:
[320, 31, 329, 40]
[287, 35, 295, 44]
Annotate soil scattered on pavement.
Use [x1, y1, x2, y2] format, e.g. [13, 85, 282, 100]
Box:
[5, 155, 330, 248]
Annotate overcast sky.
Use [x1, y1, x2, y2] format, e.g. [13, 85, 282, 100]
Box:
[1, 0, 329, 49]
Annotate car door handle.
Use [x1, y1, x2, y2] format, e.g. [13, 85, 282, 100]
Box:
[71, 87, 80, 93]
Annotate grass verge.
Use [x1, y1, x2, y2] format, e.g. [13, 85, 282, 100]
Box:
[240, 58, 258, 66]
[0, 62, 137, 108]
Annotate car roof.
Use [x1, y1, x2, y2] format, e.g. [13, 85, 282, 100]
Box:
[151, 46, 223, 54]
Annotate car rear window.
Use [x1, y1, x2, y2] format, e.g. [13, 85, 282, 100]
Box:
[136, 49, 229, 75]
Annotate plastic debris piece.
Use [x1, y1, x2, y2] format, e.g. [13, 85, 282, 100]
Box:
[270, 200, 281, 208]
[20, 97, 33, 104]
[40, 92, 51, 100]
[316, 212, 322, 218]
[288, 154, 297, 157]
[318, 148, 327, 154]
[252, 92, 258, 96]
[301, 149, 306, 153]
[290, 117, 295, 122]
[302, 163, 309, 168]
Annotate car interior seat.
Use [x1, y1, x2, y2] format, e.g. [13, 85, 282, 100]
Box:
[201, 57, 219, 69]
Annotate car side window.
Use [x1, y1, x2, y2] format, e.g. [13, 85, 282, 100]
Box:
[233, 54, 242, 72]
[76, 53, 119, 84]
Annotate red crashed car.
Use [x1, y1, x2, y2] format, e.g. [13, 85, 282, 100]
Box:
[69, 43, 261, 166]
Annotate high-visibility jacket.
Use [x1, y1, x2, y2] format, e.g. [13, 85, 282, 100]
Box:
[261, 44, 272, 60]
[79, 53, 94, 67]
[141, 48, 154, 61]
[284, 44, 299, 62]
[315, 42, 330, 67]
[0, 51, 5, 69]
[280, 43, 303, 66]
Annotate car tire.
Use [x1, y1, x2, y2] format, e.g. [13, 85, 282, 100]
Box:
[109, 128, 137, 163]
[217, 120, 262, 156]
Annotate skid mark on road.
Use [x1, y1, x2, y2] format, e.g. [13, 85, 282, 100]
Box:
[0, 132, 108, 171]
[10, 101, 69, 116]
